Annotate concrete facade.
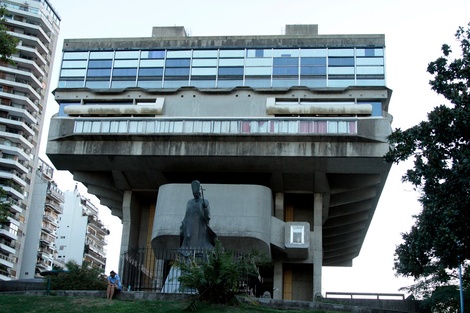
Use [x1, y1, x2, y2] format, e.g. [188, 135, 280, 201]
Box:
[46, 25, 392, 301]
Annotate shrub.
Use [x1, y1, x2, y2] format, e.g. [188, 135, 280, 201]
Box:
[48, 261, 107, 290]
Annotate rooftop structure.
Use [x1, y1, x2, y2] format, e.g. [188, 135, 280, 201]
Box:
[47, 25, 392, 300]
[0, 0, 60, 280]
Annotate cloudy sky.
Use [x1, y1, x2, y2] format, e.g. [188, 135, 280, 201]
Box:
[39, 0, 470, 295]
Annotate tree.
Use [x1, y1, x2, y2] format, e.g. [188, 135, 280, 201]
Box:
[0, 187, 11, 225]
[384, 23, 470, 310]
[0, 6, 18, 63]
[172, 240, 271, 310]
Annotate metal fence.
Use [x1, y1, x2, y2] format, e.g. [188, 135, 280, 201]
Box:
[120, 247, 267, 295]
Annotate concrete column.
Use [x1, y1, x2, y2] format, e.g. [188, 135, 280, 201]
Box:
[273, 261, 283, 299]
[274, 192, 284, 220]
[119, 191, 141, 276]
[313, 193, 323, 298]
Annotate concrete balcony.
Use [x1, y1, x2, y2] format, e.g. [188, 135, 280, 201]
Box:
[0, 186, 24, 201]
[0, 65, 42, 90]
[0, 103, 38, 125]
[0, 170, 27, 187]
[0, 143, 30, 161]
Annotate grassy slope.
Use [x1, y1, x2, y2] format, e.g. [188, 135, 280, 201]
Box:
[0, 294, 342, 313]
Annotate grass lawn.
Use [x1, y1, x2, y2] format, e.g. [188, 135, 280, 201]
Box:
[0, 294, 343, 313]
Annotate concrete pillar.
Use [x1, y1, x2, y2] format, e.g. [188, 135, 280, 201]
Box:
[274, 192, 284, 220]
[273, 193, 284, 300]
[313, 193, 323, 298]
[273, 261, 283, 299]
[118, 191, 141, 276]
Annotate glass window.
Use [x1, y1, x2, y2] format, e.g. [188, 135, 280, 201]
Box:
[60, 69, 86, 77]
[300, 78, 326, 88]
[245, 58, 272, 67]
[328, 49, 354, 56]
[356, 58, 384, 66]
[114, 59, 139, 68]
[246, 49, 272, 58]
[218, 67, 244, 76]
[190, 80, 216, 88]
[166, 50, 191, 58]
[300, 49, 327, 57]
[273, 49, 299, 57]
[89, 51, 115, 59]
[139, 68, 163, 76]
[63, 51, 89, 60]
[164, 68, 190, 76]
[87, 68, 111, 76]
[191, 67, 217, 76]
[137, 80, 162, 88]
[62, 60, 87, 68]
[272, 78, 298, 87]
[244, 79, 271, 88]
[356, 67, 384, 75]
[192, 59, 218, 67]
[356, 48, 384, 57]
[111, 80, 136, 88]
[165, 59, 190, 67]
[141, 50, 165, 59]
[219, 50, 245, 58]
[140, 59, 165, 67]
[301, 57, 326, 66]
[113, 68, 137, 76]
[273, 57, 298, 66]
[115, 51, 140, 59]
[328, 67, 355, 75]
[273, 66, 298, 76]
[328, 57, 354, 67]
[218, 59, 244, 66]
[58, 80, 84, 88]
[217, 80, 242, 88]
[85, 81, 110, 88]
[300, 67, 326, 75]
[88, 60, 112, 68]
[193, 50, 218, 58]
[245, 67, 272, 76]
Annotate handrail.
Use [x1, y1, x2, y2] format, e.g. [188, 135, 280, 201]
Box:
[325, 291, 405, 300]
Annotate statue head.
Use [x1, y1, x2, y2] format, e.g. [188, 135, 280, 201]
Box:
[191, 180, 201, 199]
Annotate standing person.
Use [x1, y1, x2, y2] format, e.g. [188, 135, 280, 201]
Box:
[107, 270, 122, 300]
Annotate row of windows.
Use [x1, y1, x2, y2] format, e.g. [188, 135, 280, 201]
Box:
[59, 48, 385, 89]
[63, 48, 383, 60]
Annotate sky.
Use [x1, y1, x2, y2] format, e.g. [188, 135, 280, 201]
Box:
[37, 0, 470, 296]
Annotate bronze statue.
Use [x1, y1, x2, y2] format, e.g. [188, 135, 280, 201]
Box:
[179, 180, 216, 251]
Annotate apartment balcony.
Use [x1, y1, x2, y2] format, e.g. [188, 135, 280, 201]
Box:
[0, 239, 16, 255]
[7, 199, 23, 215]
[0, 88, 40, 113]
[0, 144, 30, 163]
[36, 259, 51, 270]
[0, 253, 15, 268]
[44, 200, 63, 214]
[0, 77, 42, 102]
[0, 157, 29, 175]
[86, 231, 107, 246]
[9, 31, 49, 56]
[0, 169, 27, 187]
[0, 185, 24, 201]
[42, 213, 58, 226]
[40, 234, 55, 244]
[41, 224, 56, 236]
[11, 55, 45, 79]
[5, 17, 52, 46]
[47, 188, 64, 203]
[0, 269, 12, 281]
[0, 117, 35, 138]
[0, 64, 42, 90]
[0, 129, 34, 150]
[17, 44, 48, 68]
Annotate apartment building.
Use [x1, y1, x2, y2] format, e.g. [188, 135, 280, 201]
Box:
[0, 0, 60, 280]
[55, 188, 108, 271]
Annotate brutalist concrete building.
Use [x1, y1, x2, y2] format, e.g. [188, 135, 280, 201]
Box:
[47, 25, 392, 301]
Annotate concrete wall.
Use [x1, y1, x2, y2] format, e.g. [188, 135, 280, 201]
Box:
[151, 183, 272, 253]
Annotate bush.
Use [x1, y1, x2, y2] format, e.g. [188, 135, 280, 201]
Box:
[48, 261, 107, 290]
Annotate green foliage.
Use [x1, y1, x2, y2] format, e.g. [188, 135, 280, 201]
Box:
[0, 187, 11, 225]
[384, 23, 470, 310]
[173, 240, 271, 307]
[0, 294, 337, 313]
[48, 261, 107, 290]
[0, 6, 18, 63]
